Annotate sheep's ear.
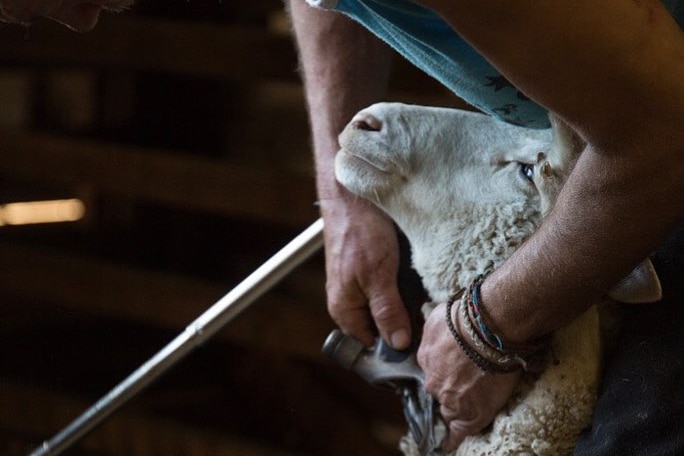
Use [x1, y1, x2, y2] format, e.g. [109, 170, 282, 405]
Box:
[608, 259, 662, 303]
[535, 114, 587, 214]
[548, 113, 585, 165]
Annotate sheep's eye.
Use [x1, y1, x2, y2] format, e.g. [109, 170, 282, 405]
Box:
[519, 163, 534, 183]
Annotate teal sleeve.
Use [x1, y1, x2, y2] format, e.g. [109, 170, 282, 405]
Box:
[308, 0, 684, 129]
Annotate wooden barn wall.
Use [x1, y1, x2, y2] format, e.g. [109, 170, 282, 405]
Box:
[0, 1, 465, 455]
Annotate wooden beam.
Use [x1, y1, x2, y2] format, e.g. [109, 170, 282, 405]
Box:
[0, 241, 332, 360]
[0, 132, 318, 227]
[1, 364, 404, 456]
[0, 16, 299, 82]
[0, 14, 468, 96]
[0, 380, 303, 456]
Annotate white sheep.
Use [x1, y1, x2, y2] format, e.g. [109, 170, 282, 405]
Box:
[334, 102, 662, 456]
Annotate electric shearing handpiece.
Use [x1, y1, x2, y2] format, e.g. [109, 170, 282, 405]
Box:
[322, 329, 444, 455]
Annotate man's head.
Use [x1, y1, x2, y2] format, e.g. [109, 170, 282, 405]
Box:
[0, 0, 134, 32]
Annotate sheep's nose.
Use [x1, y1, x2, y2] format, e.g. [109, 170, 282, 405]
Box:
[351, 113, 383, 132]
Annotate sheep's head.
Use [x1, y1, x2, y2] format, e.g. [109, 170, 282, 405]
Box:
[336, 102, 660, 303]
[337, 103, 564, 213]
[336, 103, 567, 299]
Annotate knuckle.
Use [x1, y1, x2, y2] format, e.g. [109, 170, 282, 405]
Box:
[423, 374, 441, 397]
[438, 390, 456, 408]
[325, 298, 376, 346]
[416, 346, 427, 369]
[326, 305, 347, 329]
[369, 298, 400, 325]
[325, 297, 344, 319]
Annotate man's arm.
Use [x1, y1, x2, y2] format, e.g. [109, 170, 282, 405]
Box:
[418, 0, 684, 342]
[287, 0, 413, 348]
[415, 0, 683, 449]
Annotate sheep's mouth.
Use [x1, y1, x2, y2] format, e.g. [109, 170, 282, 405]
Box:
[337, 148, 393, 174]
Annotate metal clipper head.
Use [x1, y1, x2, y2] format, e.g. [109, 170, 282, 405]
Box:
[322, 329, 444, 455]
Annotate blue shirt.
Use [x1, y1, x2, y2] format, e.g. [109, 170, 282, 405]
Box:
[308, 0, 684, 129]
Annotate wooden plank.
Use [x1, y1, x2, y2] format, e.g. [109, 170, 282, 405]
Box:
[0, 380, 302, 456]
[0, 366, 403, 456]
[0, 132, 318, 227]
[0, 14, 468, 96]
[0, 241, 332, 360]
[0, 16, 299, 82]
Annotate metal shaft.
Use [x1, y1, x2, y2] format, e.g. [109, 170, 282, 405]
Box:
[29, 218, 324, 456]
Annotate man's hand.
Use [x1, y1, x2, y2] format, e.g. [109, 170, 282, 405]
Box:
[320, 198, 412, 349]
[417, 302, 521, 450]
[288, 0, 403, 347]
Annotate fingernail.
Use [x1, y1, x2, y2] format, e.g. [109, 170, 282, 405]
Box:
[391, 329, 409, 349]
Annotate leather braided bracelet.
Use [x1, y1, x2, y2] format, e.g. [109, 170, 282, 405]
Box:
[445, 296, 507, 374]
[445, 275, 550, 374]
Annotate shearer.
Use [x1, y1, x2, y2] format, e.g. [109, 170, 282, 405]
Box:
[2, 1, 682, 454]
[285, 1, 683, 454]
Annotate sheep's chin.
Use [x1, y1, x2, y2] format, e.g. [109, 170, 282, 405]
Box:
[337, 147, 395, 173]
[334, 148, 397, 198]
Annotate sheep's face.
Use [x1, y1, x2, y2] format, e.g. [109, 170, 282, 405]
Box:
[336, 103, 558, 209]
[335, 103, 574, 298]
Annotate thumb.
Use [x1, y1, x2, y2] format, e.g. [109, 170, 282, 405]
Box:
[368, 286, 412, 350]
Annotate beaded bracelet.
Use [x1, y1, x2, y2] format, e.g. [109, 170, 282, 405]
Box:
[468, 275, 505, 350]
[445, 295, 506, 374]
[459, 294, 533, 372]
[445, 275, 550, 374]
[466, 274, 548, 355]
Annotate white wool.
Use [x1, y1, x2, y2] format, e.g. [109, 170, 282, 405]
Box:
[407, 200, 540, 303]
[335, 102, 661, 455]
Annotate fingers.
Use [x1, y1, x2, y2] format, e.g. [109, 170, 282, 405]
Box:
[438, 400, 489, 450]
[418, 303, 522, 451]
[367, 283, 412, 349]
[444, 418, 484, 451]
[326, 274, 412, 349]
[326, 289, 376, 347]
[321, 203, 413, 349]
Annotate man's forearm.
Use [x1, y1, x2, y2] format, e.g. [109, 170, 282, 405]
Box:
[287, 0, 392, 200]
[484, 141, 683, 342]
[416, 0, 684, 341]
[288, 1, 415, 348]
[420, 0, 684, 147]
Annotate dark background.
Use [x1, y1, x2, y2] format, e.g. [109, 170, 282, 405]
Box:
[0, 1, 461, 454]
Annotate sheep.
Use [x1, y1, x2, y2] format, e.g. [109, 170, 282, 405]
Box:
[334, 102, 662, 456]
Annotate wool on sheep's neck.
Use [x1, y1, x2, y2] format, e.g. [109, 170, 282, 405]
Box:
[395, 198, 542, 303]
